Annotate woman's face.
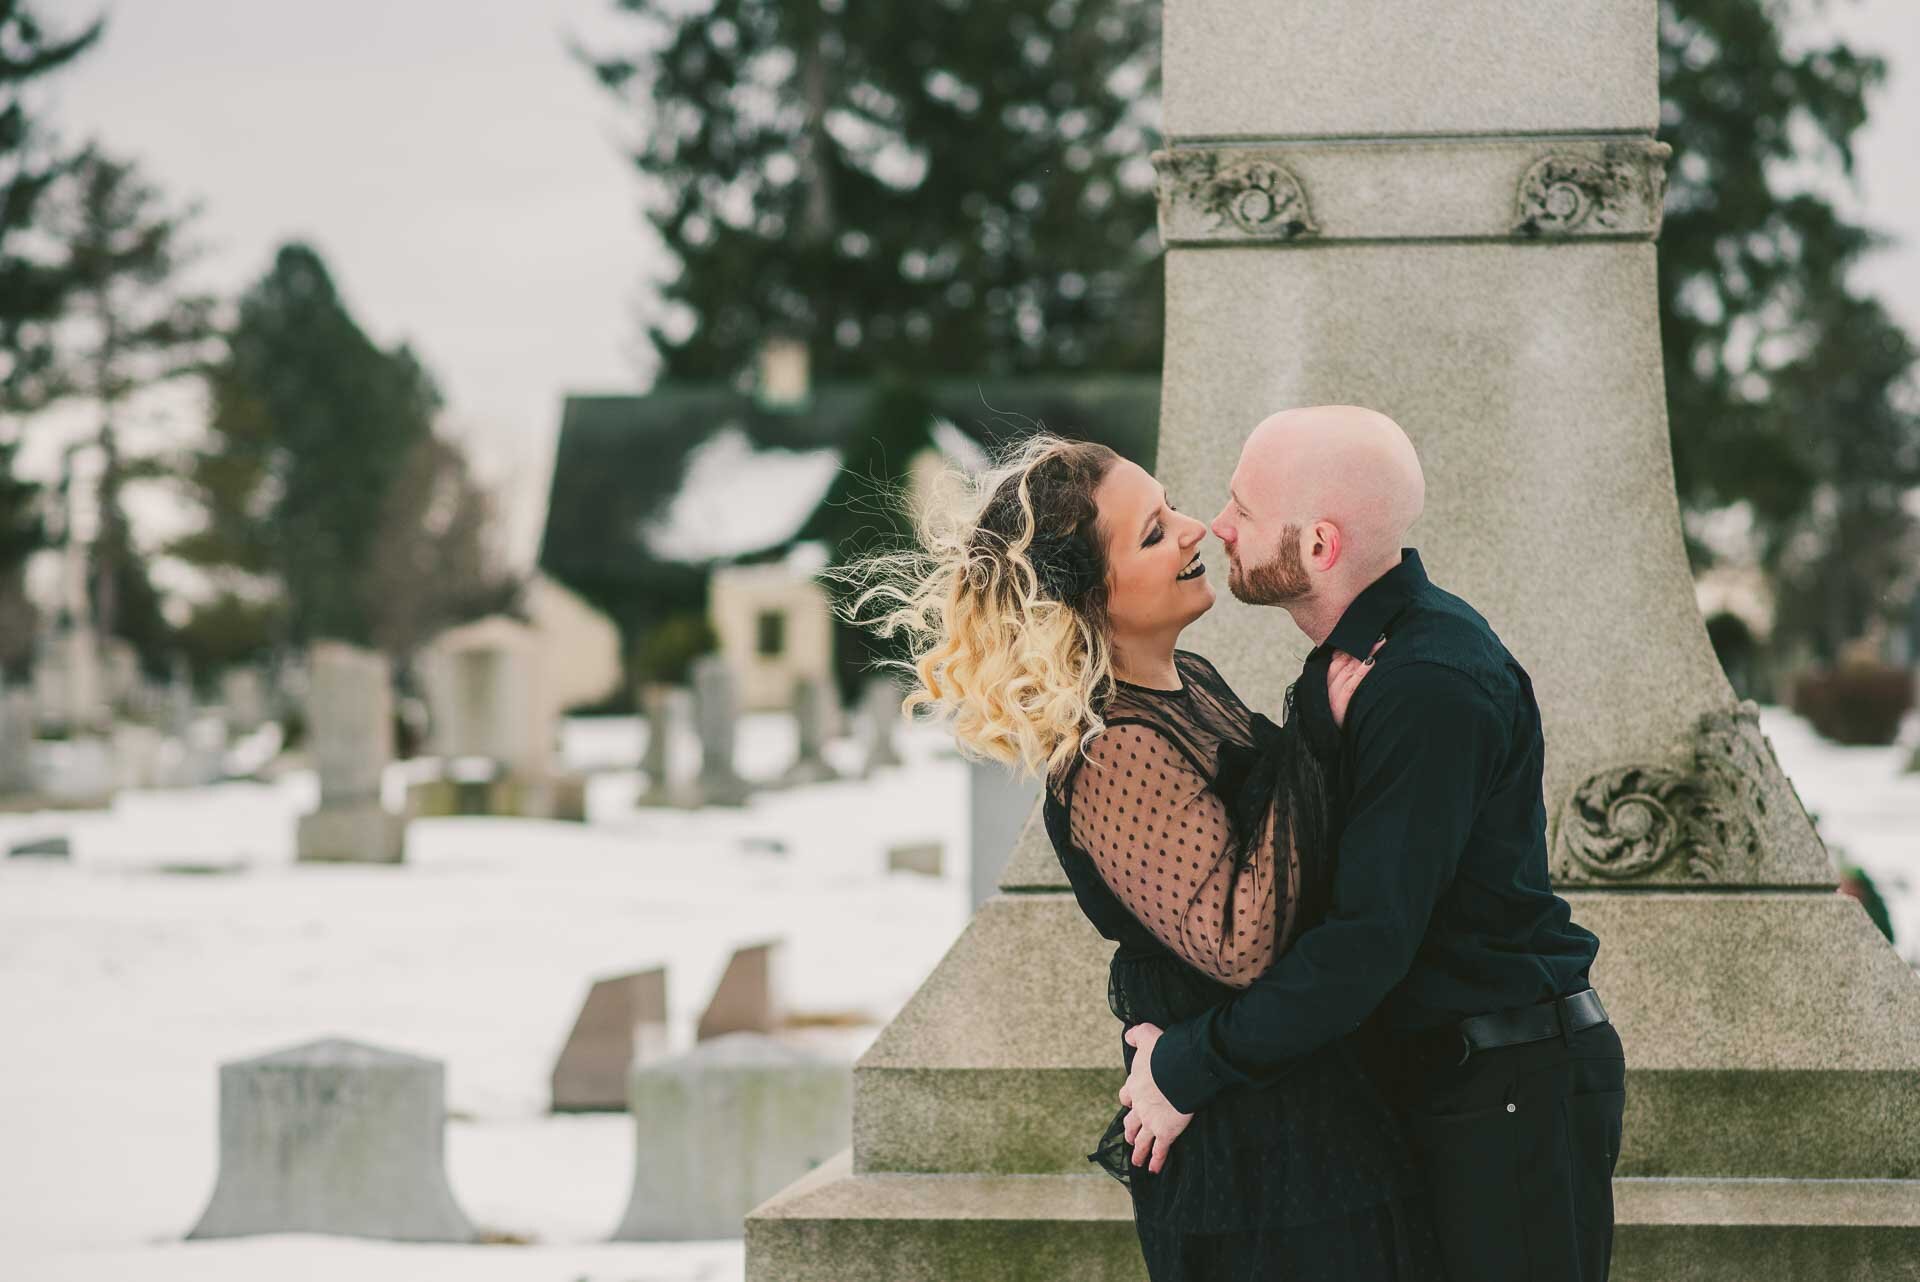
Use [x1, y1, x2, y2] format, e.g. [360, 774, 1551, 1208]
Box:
[1091, 458, 1215, 638]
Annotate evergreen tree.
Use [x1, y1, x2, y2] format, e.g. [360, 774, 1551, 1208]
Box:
[176, 243, 439, 648]
[579, 0, 1163, 383]
[361, 430, 518, 662]
[0, 0, 101, 666]
[1655, 0, 1919, 655]
[41, 146, 217, 668]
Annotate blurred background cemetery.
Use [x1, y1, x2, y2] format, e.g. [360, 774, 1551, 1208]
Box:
[2, 0, 1918, 1278]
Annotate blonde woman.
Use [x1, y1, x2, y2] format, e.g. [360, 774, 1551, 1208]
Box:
[845, 434, 1441, 1282]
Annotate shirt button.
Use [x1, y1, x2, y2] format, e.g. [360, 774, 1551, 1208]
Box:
[1505, 1103, 1517, 1113]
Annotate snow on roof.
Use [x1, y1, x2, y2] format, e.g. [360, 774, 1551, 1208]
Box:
[640, 426, 842, 564]
[930, 416, 992, 472]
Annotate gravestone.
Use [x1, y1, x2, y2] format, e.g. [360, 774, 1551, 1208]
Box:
[679, 655, 752, 808]
[111, 722, 164, 790]
[550, 966, 670, 1112]
[296, 641, 406, 864]
[747, 3, 1920, 1278]
[417, 617, 584, 820]
[636, 684, 690, 808]
[8, 833, 69, 859]
[0, 686, 36, 796]
[614, 1032, 851, 1241]
[696, 940, 782, 1041]
[968, 757, 1043, 913]
[221, 666, 269, 736]
[885, 841, 943, 878]
[187, 1037, 478, 1241]
[779, 676, 839, 786]
[857, 677, 904, 776]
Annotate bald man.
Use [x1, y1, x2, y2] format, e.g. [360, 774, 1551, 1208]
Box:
[1121, 406, 1622, 1282]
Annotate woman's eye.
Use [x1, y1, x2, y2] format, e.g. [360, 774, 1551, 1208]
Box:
[1143, 525, 1163, 547]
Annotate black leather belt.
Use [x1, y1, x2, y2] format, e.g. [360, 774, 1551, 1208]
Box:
[1421, 988, 1610, 1067]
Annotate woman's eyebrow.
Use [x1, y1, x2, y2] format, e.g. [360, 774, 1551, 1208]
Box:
[1138, 489, 1168, 541]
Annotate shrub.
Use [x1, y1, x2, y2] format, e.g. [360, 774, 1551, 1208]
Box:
[1790, 663, 1912, 746]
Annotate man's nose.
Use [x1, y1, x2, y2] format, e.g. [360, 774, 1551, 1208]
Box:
[1211, 510, 1234, 542]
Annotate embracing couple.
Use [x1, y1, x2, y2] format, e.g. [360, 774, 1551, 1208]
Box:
[857, 405, 1627, 1282]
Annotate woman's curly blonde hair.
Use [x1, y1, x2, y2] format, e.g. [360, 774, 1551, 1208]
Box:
[833, 432, 1121, 781]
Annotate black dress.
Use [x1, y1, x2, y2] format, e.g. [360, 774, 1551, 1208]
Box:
[1042, 649, 1442, 1282]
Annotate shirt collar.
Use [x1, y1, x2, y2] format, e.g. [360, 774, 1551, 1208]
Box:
[1321, 547, 1425, 660]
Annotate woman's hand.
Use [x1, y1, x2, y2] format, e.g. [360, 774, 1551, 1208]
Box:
[1327, 635, 1386, 729]
[1118, 1023, 1193, 1173]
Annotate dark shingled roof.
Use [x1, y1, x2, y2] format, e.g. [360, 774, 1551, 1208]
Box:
[537, 375, 1160, 631]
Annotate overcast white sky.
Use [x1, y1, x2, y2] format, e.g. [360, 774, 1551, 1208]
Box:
[25, 0, 1920, 575]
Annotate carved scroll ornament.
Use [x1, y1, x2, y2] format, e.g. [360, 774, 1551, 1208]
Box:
[1153, 149, 1318, 244]
[1514, 142, 1671, 238]
[1556, 702, 1774, 883]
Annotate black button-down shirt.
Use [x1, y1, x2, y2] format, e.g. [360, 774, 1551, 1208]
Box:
[1151, 548, 1600, 1113]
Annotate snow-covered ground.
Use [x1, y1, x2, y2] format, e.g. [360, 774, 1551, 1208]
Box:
[1, 715, 970, 1280]
[1, 705, 1914, 1281]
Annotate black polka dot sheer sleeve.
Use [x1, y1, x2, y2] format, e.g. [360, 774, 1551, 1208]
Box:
[1068, 722, 1297, 987]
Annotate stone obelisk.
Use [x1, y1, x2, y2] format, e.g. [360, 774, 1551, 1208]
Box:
[749, 3, 1920, 1278]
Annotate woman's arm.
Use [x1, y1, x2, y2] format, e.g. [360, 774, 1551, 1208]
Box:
[1068, 722, 1293, 988]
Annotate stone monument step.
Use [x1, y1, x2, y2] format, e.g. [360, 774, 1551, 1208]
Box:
[1612, 1176, 1920, 1281]
[748, 1154, 1920, 1282]
[857, 891, 1920, 1179]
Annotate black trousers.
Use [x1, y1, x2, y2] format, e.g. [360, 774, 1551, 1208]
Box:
[1388, 1018, 1626, 1282]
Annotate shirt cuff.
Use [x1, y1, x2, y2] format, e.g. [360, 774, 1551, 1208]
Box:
[1150, 1013, 1238, 1114]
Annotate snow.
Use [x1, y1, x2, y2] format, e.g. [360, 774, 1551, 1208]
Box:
[1, 704, 1915, 1280]
[1757, 705, 1920, 961]
[0, 714, 970, 1280]
[640, 428, 843, 564]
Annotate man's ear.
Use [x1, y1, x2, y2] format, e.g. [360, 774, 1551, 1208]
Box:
[1310, 520, 1341, 570]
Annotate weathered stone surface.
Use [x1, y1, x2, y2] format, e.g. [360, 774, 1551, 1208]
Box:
[1154, 241, 1829, 885]
[1574, 891, 1920, 1178]
[1612, 1177, 1920, 1281]
[1163, 0, 1658, 140]
[187, 1037, 476, 1242]
[615, 1032, 850, 1241]
[854, 895, 1117, 1175]
[748, 1150, 1147, 1282]
[1154, 138, 1671, 246]
[994, 804, 1067, 893]
[754, 1159, 1920, 1282]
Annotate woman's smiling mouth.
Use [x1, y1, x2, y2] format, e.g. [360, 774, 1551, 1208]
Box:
[1177, 553, 1206, 581]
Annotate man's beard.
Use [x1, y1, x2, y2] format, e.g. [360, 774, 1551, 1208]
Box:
[1229, 523, 1312, 605]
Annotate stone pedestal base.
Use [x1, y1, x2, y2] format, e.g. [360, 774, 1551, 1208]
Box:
[296, 801, 406, 863]
[748, 1156, 1920, 1282]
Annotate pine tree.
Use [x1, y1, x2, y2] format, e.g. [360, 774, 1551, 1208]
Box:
[41, 146, 217, 668]
[0, 0, 101, 666]
[1655, 0, 1919, 657]
[579, 0, 1163, 383]
[176, 243, 439, 648]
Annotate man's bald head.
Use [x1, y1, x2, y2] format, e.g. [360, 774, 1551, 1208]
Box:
[1212, 404, 1425, 612]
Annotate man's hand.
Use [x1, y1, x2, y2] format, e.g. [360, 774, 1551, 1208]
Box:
[1118, 1023, 1193, 1173]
